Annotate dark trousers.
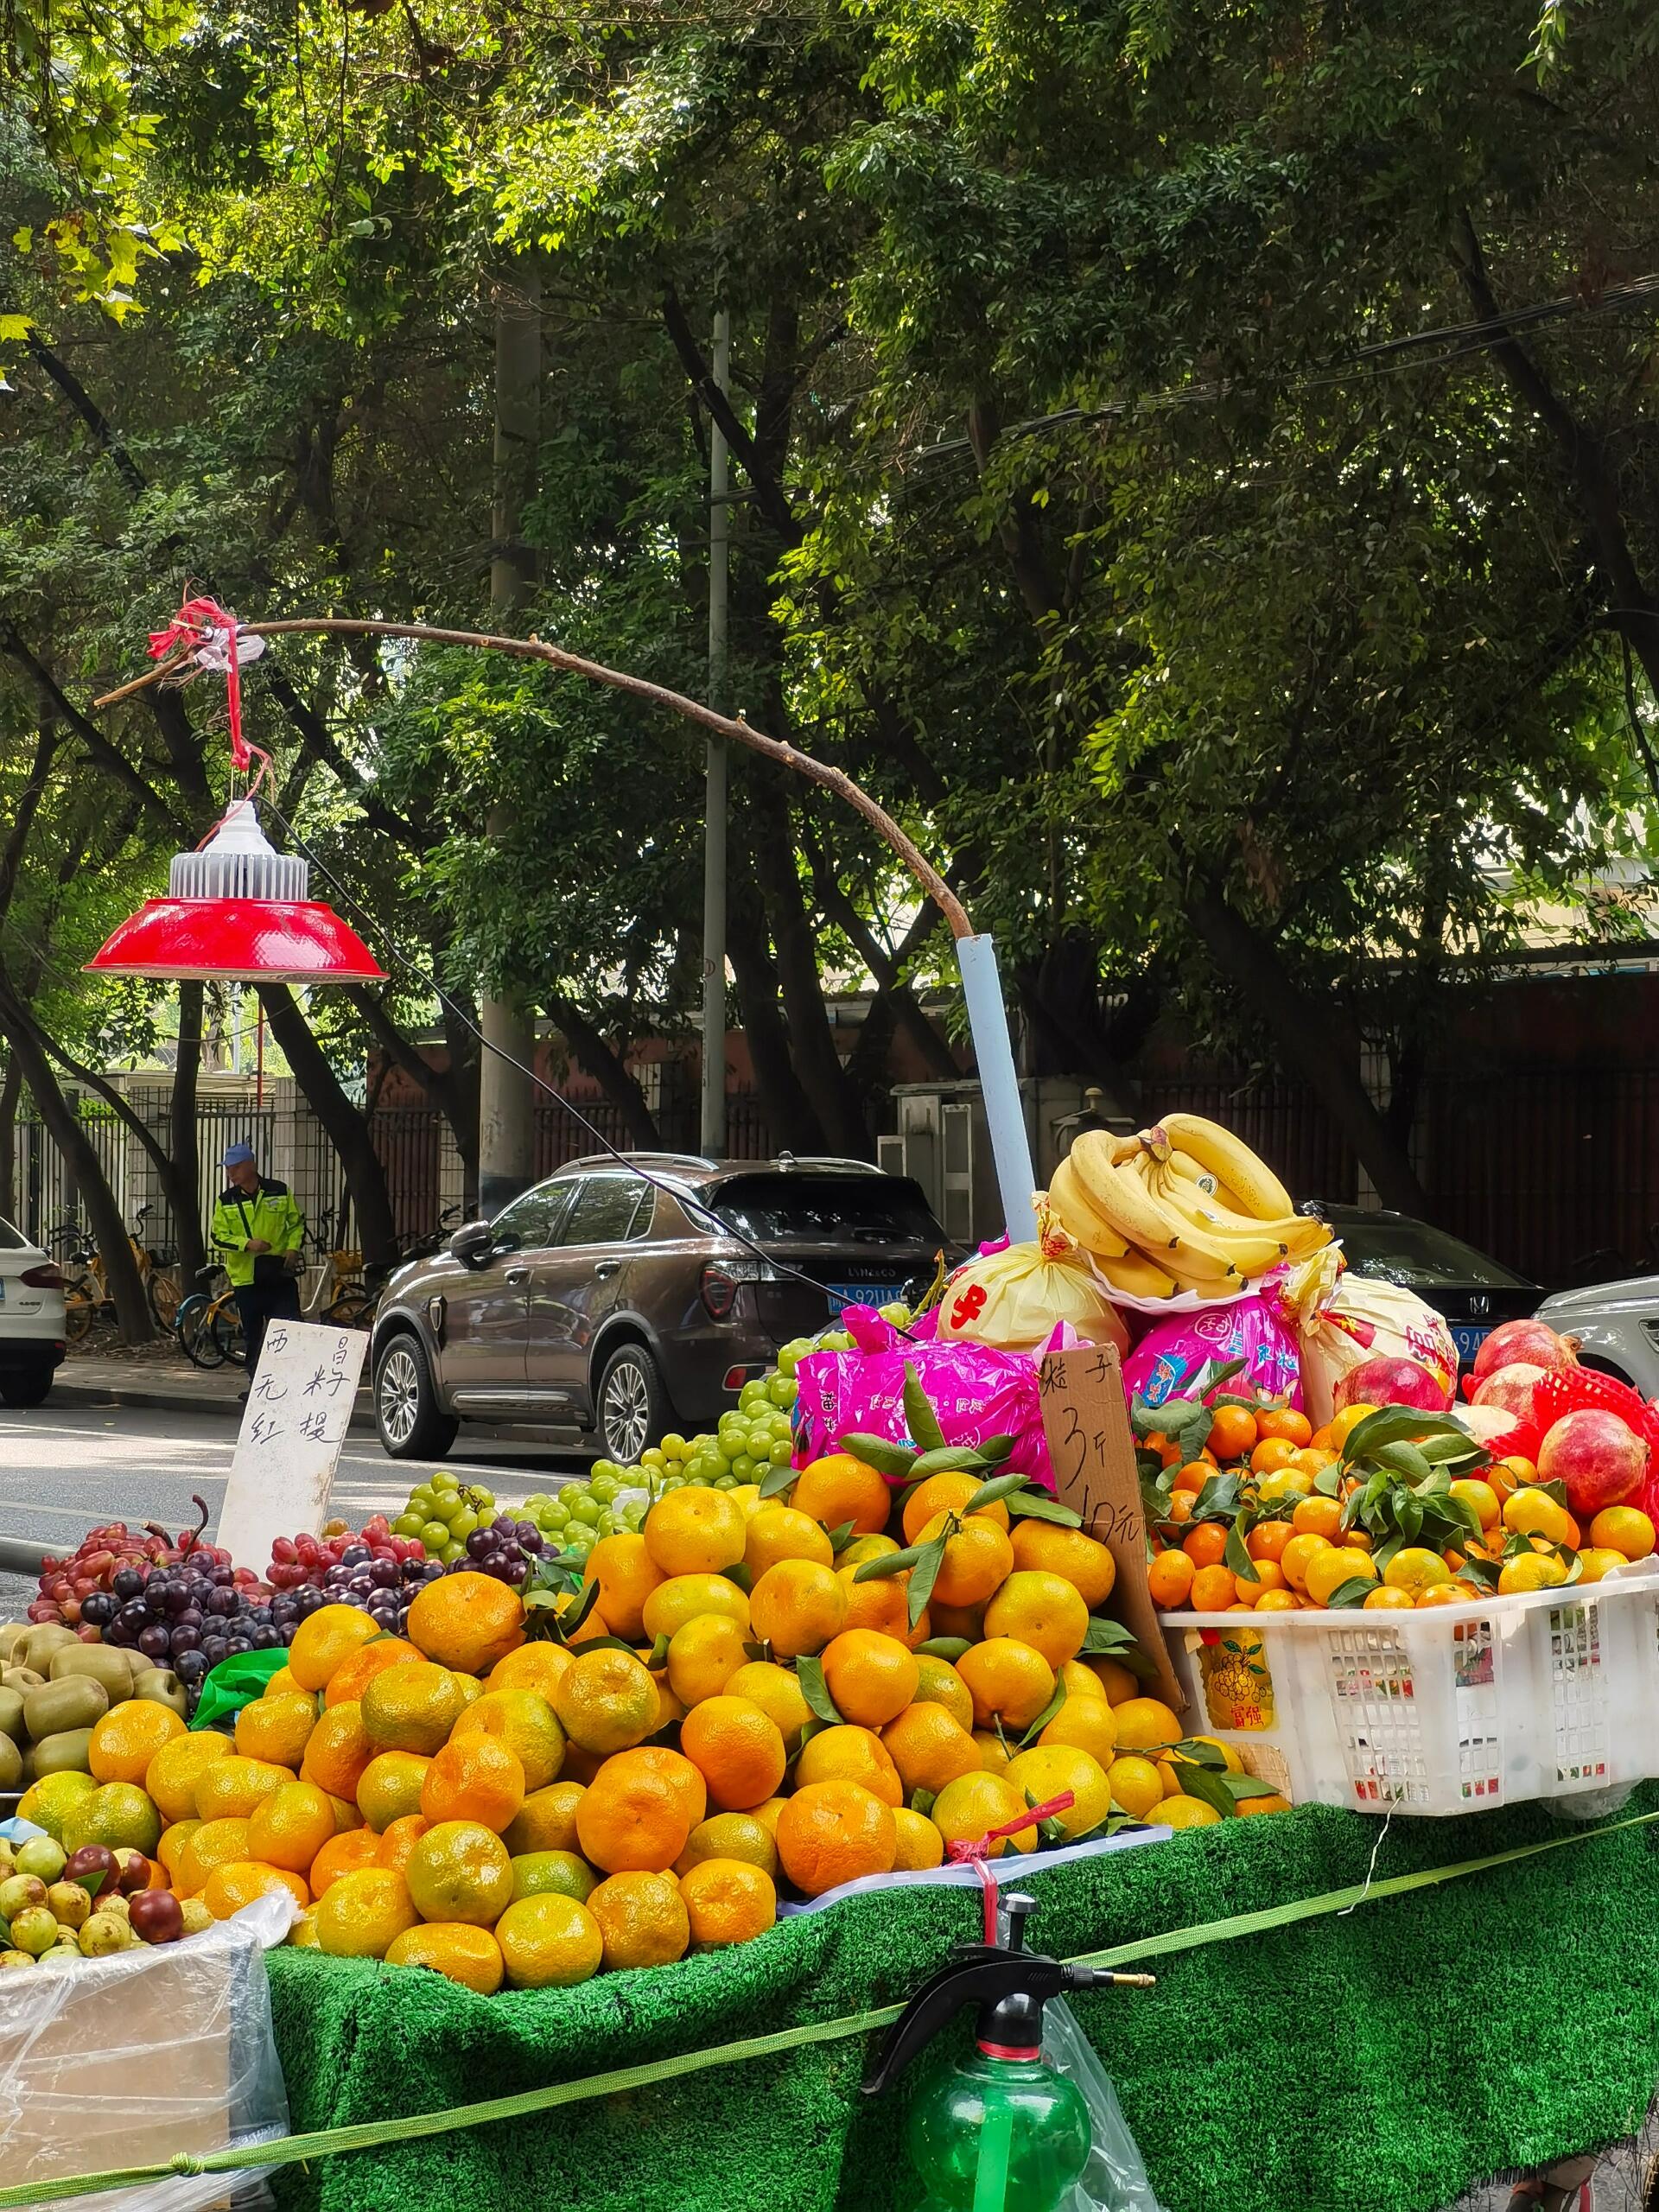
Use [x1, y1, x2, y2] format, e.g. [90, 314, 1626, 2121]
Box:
[234, 1280, 302, 1374]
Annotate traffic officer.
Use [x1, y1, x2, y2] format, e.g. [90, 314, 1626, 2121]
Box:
[211, 1141, 306, 1385]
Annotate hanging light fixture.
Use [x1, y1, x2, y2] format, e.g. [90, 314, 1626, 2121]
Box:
[86, 595, 385, 985]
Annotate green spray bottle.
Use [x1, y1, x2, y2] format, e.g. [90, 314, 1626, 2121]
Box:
[861, 1894, 1155, 2212]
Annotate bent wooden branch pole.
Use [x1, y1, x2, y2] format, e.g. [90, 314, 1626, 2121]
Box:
[96, 615, 970, 938]
[94, 613, 1039, 1232]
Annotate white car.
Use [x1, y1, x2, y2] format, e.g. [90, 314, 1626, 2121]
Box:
[0, 1218, 67, 1407]
[1535, 1275, 1659, 1400]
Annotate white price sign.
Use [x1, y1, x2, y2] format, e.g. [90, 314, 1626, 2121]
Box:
[215, 1318, 369, 1572]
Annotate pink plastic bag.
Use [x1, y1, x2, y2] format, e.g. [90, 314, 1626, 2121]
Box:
[1120, 1294, 1303, 1413]
[793, 1306, 1053, 1490]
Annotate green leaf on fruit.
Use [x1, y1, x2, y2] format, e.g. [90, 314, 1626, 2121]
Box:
[1374, 1442, 1433, 1482]
[836, 1434, 919, 1480]
[759, 1461, 797, 1501]
[794, 1654, 843, 1726]
[914, 1637, 972, 1660]
[906, 1534, 948, 1626]
[1324, 1577, 1376, 1610]
[910, 1787, 937, 1819]
[964, 1469, 1030, 1513]
[1165, 1758, 1233, 1816]
[854, 1543, 924, 1582]
[1340, 1409, 1472, 1465]
[1223, 1517, 1260, 1583]
[825, 1519, 856, 1555]
[1007, 1491, 1083, 1527]
[1079, 1618, 1155, 1675]
[649, 1634, 670, 1669]
[911, 1445, 993, 1478]
[903, 1363, 947, 1453]
[1020, 1676, 1067, 1745]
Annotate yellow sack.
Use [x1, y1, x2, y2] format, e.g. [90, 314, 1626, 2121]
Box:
[936, 1204, 1128, 1355]
[1274, 1244, 1458, 1427]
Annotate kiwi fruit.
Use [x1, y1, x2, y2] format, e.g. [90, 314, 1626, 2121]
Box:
[22, 1676, 109, 1743]
[29, 1728, 93, 1778]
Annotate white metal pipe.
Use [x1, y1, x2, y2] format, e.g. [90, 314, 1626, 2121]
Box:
[955, 931, 1037, 1242]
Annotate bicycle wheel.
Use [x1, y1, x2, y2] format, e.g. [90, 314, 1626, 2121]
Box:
[175, 1294, 227, 1369]
[63, 1283, 97, 1344]
[147, 1269, 181, 1329]
[211, 1298, 249, 1368]
[322, 1292, 373, 1331]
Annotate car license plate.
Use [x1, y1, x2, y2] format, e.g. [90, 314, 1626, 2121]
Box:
[825, 1281, 903, 1310]
[1451, 1324, 1491, 1363]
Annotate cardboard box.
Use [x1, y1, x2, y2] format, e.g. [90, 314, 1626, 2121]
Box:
[1039, 1341, 1186, 1713]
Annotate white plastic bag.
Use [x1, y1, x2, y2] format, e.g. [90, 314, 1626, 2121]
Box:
[0, 1890, 292, 2212]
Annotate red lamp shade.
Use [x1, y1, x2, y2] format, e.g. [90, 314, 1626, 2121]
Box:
[86, 806, 386, 985]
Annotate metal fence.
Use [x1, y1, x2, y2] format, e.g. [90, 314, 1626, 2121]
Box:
[1417, 1065, 1659, 1288]
[17, 1062, 1659, 1293]
[1138, 1075, 1358, 1209]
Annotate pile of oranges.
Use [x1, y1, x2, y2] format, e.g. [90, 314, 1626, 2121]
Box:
[137, 1452, 1287, 1995]
[1146, 1401, 1658, 1614]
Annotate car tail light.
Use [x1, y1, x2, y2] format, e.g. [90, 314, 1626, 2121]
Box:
[700, 1256, 778, 1319]
[20, 1264, 63, 1289]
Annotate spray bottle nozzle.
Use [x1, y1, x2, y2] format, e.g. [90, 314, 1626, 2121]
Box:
[861, 1899, 1154, 2096]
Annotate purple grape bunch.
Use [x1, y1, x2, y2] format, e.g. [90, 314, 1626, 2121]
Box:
[451, 1518, 545, 1588]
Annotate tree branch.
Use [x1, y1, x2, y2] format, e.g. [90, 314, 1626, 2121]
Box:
[1453, 210, 1659, 692]
[0, 624, 185, 836]
[661, 287, 803, 545]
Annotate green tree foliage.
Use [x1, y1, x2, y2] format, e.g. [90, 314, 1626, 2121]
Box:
[1, 0, 1655, 1230]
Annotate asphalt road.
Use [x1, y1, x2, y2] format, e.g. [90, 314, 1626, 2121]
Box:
[0, 1401, 588, 1614]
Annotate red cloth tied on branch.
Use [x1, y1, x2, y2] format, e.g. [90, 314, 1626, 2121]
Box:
[946, 1790, 1076, 1942]
[148, 594, 264, 771]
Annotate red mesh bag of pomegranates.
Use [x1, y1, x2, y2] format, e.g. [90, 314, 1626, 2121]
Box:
[1529, 1368, 1659, 1526]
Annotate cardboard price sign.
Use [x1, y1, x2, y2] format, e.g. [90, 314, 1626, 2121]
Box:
[216, 1319, 367, 1572]
[1039, 1341, 1185, 1713]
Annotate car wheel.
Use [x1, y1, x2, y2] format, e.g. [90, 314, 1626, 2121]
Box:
[375, 1333, 458, 1459]
[0, 1363, 53, 1408]
[596, 1342, 670, 1465]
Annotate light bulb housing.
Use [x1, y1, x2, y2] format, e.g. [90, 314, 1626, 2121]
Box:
[86, 804, 386, 985]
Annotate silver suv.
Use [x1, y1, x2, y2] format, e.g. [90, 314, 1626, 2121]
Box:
[369, 1153, 944, 1462]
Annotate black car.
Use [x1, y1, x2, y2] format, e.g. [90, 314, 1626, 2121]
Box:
[1303, 1204, 1539, 1370]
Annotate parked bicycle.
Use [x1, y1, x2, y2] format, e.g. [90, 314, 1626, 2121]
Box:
[60, 1205, 181, 1340]
[174, 1262, 247, 1370]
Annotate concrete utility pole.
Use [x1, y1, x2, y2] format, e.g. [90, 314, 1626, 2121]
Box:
[699, 307, 731, 1160]
[478, 263, 542, 1217]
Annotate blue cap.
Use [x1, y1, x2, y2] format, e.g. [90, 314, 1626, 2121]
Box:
[222, 1142, 255, 1167]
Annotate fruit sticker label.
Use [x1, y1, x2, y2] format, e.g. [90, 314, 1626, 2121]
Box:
[217, 1319, 368, 1572]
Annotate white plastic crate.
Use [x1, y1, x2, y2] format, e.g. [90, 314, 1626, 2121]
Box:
[1163, 1567, 1659, 1815]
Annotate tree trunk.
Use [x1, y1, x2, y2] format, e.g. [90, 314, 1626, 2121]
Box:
[0, 982, 154, 1339]
[257, 983, 401, 1269]
[748, 791, 872, 1159]
[170, 984, 206, 1286]
[1184, 883, 1428, 1212]
[546, 996, 662, 1149]
[0, 1057, 19, 1226]
[29, 1024, 206, 1296]
[726, 906, 830, 1154]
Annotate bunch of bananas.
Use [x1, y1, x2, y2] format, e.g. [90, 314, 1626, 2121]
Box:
[1046, 1112, 1331, 1299]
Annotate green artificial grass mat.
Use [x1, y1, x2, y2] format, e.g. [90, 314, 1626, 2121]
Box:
[266, 1789, 1659, 2212]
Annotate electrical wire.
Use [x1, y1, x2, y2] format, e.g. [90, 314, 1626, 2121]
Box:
[906, 274, 1659, 465]
[257, 794, 886, 1313]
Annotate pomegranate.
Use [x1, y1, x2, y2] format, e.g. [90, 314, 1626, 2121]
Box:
[1334, 1353, 1452, 1414]
[1471, 1362, 1548, 1425]
[1472, 1319, 1574, 1383]
[1537, 1408, 1647, 1519]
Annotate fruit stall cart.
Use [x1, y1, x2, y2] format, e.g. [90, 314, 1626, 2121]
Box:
[8, 1116, 1659, 2212]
